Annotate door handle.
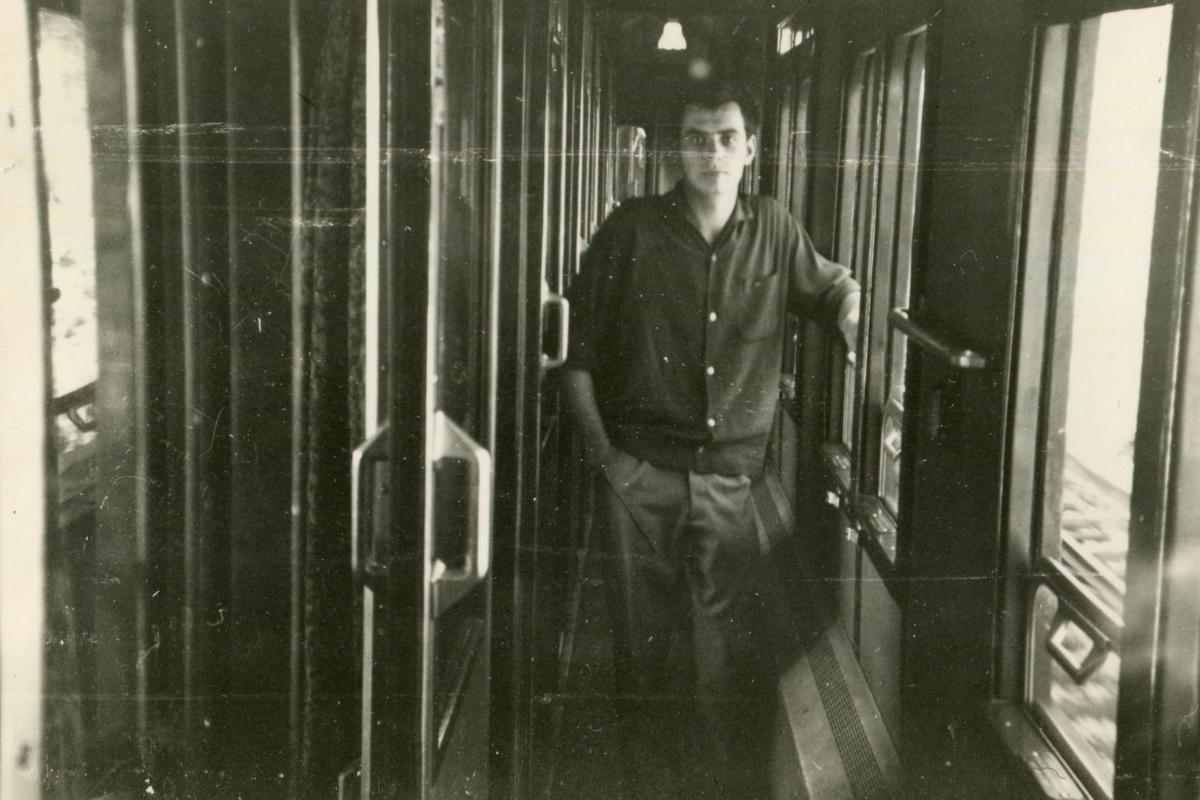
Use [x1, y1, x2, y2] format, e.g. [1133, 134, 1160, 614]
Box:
[351, 423, 390, 582]
[541, 282, 570, 371]
[431, 411, 492, 616]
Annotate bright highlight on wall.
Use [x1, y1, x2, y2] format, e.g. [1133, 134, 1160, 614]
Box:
[658, 19, 686, 50]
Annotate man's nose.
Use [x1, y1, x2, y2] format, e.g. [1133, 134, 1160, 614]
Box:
[700, 137, 719, 155]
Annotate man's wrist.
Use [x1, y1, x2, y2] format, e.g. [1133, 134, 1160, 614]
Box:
[837, 291, 861, 327]
[837, 291, 861, 358]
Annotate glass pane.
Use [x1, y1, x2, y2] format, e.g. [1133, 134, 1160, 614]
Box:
[885, 32, 926, 411]
[875, 31, 927, 527]
[1053, 4, 1171, 617]
[431, 0, 493, 771]
[614, 125, 646, 203]
[880, 404, 902, 518]
[835, 57, 866, 264]
[836, 51, 879, 452]
[39, 9, 98, 401]
[1031, 586, 1121, 793]
[789, 78, 811, 219]
[775, 84, 794, 204]
[436, 0, 488, 434]
[37, 10, 99, 515]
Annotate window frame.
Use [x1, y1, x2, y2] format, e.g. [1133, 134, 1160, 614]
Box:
[824, 44, 881, 491]
[997, 6, 1190, 798]
[823, 24, 933, 587]
[859, 27, 929, 564]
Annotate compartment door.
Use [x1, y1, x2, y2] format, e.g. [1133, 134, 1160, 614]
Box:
[355, 0, 500, 797]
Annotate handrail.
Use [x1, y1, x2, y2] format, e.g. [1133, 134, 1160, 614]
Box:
[49, 381, 95, 416]
[888, 308, 987, 370]
[50, 381, 97, 432]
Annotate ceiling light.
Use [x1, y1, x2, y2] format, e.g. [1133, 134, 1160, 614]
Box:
[658, 19, 686, 51]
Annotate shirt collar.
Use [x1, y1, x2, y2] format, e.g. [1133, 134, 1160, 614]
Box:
[668, 179, 755, 226]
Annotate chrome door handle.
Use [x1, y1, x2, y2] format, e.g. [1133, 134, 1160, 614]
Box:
[541, 282, 570, 370]
[431, 411, 492, 616]
[351, 424, 390, 582]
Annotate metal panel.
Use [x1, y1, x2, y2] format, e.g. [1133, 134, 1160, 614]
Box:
[860, 555, 903, 738]
[84, 0, 152, 761]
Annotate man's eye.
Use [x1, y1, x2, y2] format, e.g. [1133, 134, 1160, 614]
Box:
[721, 135, 737, 147]
[685, 134, 705, 147]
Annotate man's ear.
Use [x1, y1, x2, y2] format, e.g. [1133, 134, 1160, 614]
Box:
[745, 133, 757, 165]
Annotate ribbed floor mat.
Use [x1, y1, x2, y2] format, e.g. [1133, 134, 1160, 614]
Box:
[752, 473, 907, 800]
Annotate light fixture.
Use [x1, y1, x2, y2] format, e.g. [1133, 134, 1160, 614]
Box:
[657, 19, 686, 51]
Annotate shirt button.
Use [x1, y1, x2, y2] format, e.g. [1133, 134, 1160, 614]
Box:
[706, 366, 715, 376]
[710, 253, 717, 264]
[707, 418, 716, 428]
[709, 311, 717, 322]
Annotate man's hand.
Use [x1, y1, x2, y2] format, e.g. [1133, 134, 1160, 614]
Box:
[838, 291, 861, 365]
[582, 436, 615, 473]
[562, 369, 614, 472]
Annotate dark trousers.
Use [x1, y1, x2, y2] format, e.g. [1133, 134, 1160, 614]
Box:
[594, 448, 773, 800]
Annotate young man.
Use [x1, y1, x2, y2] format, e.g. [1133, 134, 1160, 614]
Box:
[563, 81, 860, 799]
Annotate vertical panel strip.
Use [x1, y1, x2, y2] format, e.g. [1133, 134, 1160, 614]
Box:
[359, 0, 380, 790]
[365, 0, 381, 436]
[490, 0, 503, 455]
[0, 2, 48, 796]
[123, 0, 151, 747]
[423, 2, 447, 787]
[287, 0, 306, 790]
[172, 0, 200, 751]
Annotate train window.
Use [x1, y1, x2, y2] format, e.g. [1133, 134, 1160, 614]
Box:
[770, 71, 813, 219]
[37, 8, 100, 525]
[613, 125, 646, 204]
[777, 18, 814, 56]
[867, 29, 927, 547]
[773, 83, 796, 205]
[435, 0, 491, 434]
[827, 29, 927, 561]
[788, 78, 812, 221]
[767, 48, 813, 483]
[1015, 6, 1172, 796]
[829, 48, 881, 466]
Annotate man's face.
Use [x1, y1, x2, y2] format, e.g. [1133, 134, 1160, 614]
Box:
[679, 102, 757, 197]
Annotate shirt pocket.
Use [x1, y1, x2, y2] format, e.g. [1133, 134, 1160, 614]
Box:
[734, 271, 782, 341]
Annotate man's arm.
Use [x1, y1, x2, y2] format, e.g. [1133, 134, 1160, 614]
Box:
[562, 369, 611, 471]
[837, 291, 861, 358]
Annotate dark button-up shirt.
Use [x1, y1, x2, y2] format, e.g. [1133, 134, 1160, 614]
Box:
[566, 182, 859, 477]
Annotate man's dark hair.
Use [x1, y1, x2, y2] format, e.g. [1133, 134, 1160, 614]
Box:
[675, 79, 761, 135]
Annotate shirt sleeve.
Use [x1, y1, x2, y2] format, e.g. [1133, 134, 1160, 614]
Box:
[785, 211, 860, 324]
[564, 204, 632, 374]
